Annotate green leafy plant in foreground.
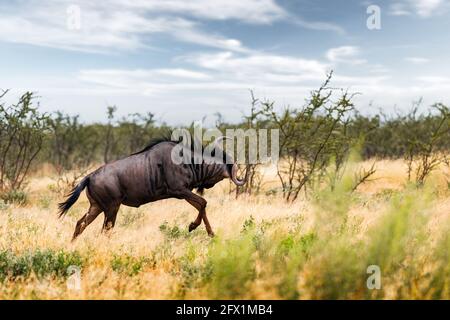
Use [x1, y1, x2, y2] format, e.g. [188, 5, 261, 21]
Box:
[0, 249, 83, 281]
[110, 254, 153, 277]
[203, 231, 257, 299]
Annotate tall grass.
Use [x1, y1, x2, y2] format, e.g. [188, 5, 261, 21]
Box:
[0, 160, 448, 299]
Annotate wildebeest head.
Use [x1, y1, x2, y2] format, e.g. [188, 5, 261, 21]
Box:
[189, 136, 246, 189]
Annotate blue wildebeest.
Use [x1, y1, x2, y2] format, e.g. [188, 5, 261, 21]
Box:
[58, 137, 245, 240]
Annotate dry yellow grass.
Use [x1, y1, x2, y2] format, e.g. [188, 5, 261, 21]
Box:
[0, 159, 448, 299]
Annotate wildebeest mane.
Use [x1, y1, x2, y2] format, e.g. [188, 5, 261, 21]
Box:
[131, 133, 176, 155]
[131, 133, 223, 157]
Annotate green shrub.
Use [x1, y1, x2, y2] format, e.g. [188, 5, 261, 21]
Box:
[305, 239, 366, 299]
[204, 233, 257, 299]
[374, 188, 400, 201]
[159, 221, 188, 239]
[38, 195, 51, 209]
[367, 191, 429, 275]
[425, 229, 450, 299]
[0, 91, 50, 193]
[0, 199, 8, 210]
[241, 215, 255, 233]
[0, 189, 28, 205]
[0, 249, 83, 281]
[111, 254, 153, 276]
[175, 242, 204, 298]
[274, 232, 316, 299]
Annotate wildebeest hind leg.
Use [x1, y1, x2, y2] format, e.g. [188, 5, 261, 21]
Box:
[72, 205, 102, 241]
[102, 204, 120, 235]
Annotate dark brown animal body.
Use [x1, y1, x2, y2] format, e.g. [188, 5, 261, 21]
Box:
[59, 138, 245, 240]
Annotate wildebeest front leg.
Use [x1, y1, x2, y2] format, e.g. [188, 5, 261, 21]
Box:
[179, 191, 214, 237]
[189, 209, 204, 232]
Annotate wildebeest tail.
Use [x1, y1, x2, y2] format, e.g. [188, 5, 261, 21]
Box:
[58, 176, 90, 217]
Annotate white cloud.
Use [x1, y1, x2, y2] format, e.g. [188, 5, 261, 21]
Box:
[0, 0, 346, 54]
[154, 68, 211, 80]
[416, 75, 450, 83]
[74, 50, 409, 123]
[120, 0, 286, 24]
[326, 46, 367, 65]
[183, 51, 330, 84]
[413, 0, 444, 17]
[171, 28, 248, 53]
[391, 10, 412, 16]
[0, 12, 185, 53]
[77, 68, 212, 95]
[71, 46, 450, 123]
[50, 68, 450, 123]
[77, 51, 330, 95]
[390, 0, 447, 17]
[389, 3, 412, 15]
[1, 1, 448, 124]
[368, 64, 391, 74]
[405, 57, 430, 64]
[7, 56, 450, 124]
[0, 0, 277, 53]
[293, 18, 345, 35]
[9, 75, 449, 125]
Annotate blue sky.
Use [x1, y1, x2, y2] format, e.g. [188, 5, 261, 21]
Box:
[1, 0, 449, 125]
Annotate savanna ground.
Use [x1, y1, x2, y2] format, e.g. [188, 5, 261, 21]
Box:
[0, 159, 449, 300]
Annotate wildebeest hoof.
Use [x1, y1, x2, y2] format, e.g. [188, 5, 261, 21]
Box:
[208, 232, 215, 238]
[188, 222, 198, 232]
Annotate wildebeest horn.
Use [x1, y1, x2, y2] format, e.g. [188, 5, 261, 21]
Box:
[213, 136, 232, 147]
[231, 163, 246, 186]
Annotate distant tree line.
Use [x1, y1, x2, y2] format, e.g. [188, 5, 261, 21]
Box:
[1, 73, 449, 203]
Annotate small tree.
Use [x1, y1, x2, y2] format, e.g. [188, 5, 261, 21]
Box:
[115, 112, 156, 156]
[259, 72, 356, 201]
[0, 90, 50, 199]
[404, 103, 450, 186]
[103, 105, 117, 163]
[235, 90, 264, 197]
[102, 107, 159, 161]
[47, 111, 99, 192]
